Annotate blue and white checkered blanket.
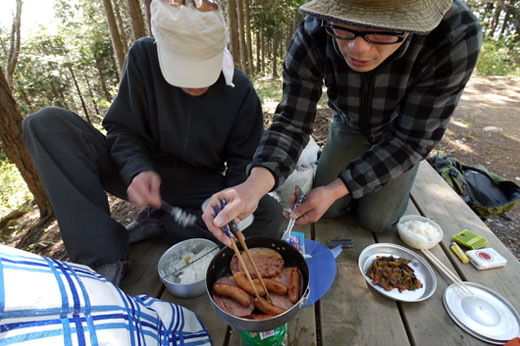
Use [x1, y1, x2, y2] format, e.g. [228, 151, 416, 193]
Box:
[0, 245, 212, 345]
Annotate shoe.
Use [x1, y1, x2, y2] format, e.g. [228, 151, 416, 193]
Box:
[95, 257, 130, 287]
[126, 207, 165, 244]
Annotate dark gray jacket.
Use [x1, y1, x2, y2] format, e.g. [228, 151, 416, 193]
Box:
[103, 37, 263, 188]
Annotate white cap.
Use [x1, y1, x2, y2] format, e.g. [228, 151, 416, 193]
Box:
[150, 0, 228, 88]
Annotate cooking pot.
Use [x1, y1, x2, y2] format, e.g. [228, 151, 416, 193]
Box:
[205, 236, 310, 332]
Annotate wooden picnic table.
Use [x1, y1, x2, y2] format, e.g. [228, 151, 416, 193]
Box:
[120, 161, 520, 345]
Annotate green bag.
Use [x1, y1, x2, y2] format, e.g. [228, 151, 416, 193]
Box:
[427, 151, 520, 219]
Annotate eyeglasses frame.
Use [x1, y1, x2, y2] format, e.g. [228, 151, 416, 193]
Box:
[321, 21, 407, 45]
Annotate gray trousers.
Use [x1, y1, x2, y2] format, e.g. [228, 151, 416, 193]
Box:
[314, 114, 418, 233]
[22, 107, 283, 267]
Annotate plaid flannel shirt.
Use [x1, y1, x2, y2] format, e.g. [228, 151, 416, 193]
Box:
[249, 0, 481, 199]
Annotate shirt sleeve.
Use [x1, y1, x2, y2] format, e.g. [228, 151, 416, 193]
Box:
[341, 18, 482, 198]
[102, 42, 155, 186]
[247, 20, 324, 190]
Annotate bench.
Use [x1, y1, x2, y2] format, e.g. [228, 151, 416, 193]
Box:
[120, 161, 520, 345]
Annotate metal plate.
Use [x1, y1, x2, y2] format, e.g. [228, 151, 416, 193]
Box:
[443, 282, 520, 344]
[358, 243, 437, 302]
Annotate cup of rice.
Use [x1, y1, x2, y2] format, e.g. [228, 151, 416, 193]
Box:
[158, 238, 218, 298]
[397, 215, 444, 250]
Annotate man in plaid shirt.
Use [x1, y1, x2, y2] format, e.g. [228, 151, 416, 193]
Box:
[204, 0, 482, 246]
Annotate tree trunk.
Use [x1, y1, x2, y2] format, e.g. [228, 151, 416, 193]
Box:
[236, 0, 246, 71]
[0, 68, 53, 218]
[20, 88, 32, 107]
[227, 0, 241, 69]
[84, 75, 100, 119]
[261, 31, 265, 75]
[127, 0, 147, 41]
[256, 31, 261, 74]
[102, 0, 126, 72]
[144, 0, 152, 35]
[243, 0, 253, 76]
[272, 31, 279, 78]
[95, 55, 112, 101]
[68, 66, 91, 124]
[488, 0, 504, 37]
[498, 0, 512, 39]
[114, 0, 130, 50]
[6, 0, 22, 87]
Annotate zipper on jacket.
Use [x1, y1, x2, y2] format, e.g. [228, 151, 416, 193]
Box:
[360, 73, 373, 139]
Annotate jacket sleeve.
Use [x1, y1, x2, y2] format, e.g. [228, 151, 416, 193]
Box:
[102, 42, 155, 187]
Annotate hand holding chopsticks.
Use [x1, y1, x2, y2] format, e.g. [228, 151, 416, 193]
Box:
[211, 198, 273, 303]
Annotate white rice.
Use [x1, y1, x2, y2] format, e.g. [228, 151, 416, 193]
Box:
[162, 243, 215, 284]
[400, 220, 440, 244]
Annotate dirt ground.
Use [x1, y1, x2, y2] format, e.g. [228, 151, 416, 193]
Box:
[1, 75, 519, 261]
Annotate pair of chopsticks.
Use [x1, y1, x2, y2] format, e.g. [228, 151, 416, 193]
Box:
[421, 249, 472, 295]
[211, 196, 273, 303]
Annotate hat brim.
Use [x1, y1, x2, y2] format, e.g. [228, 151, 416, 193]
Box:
[157, 42, 224, 88]
[299, 0, 453, 33]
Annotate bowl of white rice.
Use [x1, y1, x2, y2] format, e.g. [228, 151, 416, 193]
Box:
[397, 215, 444, 250]
[158, 238, 218, 298]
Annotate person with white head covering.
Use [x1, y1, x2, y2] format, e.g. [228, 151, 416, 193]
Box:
[203, 0, 482, 247]
[22, 0, 282, 286]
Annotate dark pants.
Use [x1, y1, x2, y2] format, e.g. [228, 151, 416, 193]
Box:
[314, 114, 418, 233]
[22, 107, 283, 268]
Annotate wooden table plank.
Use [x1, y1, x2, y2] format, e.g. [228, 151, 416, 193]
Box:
[228, 222, 318, 345]
[315, 215, 410, 346]
[120, 236, 170, 297]
[376, 203, 489, 345]
[412, 161, 520, 312]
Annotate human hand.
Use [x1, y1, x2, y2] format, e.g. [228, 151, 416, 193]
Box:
[202, 183, 262, 247]
[202, 167, 275, 247]
[285, 178, 349, 225]
[126, 170, 162, 210]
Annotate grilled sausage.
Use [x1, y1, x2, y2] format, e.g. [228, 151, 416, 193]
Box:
[288, 267, 300, 304]
[233, 273, 266, 296]
[254, 297, 286, 316]
[213, 283, 252, 307]
[253, 278, 288, 295]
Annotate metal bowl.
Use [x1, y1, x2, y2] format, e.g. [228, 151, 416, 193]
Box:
[397, 215, 443, 250]
[158, 238, 218, 298]
[206, 236, 310, 332]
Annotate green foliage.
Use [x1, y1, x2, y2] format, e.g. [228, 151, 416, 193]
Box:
[0, 160, 32, 218]
[476, 36, 520, 77]
[253, 77, 328, 118]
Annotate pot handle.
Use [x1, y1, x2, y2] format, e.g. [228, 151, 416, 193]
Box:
[300, 287, 311, 306]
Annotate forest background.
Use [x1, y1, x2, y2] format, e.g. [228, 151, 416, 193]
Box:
[1, 0, 519, 261]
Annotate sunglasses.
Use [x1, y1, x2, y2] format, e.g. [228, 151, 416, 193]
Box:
[160, 0, 220, 11]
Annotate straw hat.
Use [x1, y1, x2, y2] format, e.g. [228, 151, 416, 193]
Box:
[299, 0, 453, 33]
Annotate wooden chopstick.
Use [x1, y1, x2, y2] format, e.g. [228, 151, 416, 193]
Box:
[218, 197, 273, 304]
[421, 249, 472, 295]
[211, 201, 263, 302]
